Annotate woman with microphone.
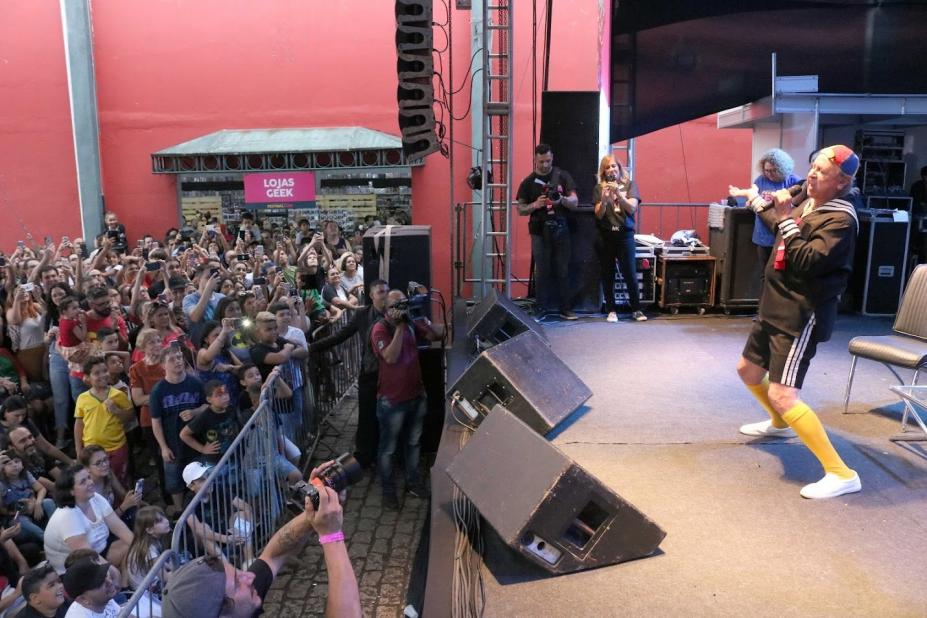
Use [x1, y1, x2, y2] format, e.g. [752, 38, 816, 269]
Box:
[594, 155, 646, 322]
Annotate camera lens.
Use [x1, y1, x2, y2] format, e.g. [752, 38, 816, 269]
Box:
[291, 453, 363, 510]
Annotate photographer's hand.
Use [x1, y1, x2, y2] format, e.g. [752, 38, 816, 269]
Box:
[305, 486, 343, 536]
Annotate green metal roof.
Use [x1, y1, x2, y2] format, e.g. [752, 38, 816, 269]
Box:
[154, 127, 403, 156]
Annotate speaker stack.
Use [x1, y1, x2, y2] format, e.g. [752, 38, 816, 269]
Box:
[444, 292, 666, 573]
[395, 0, 440, 159]
[363, 224, 432, 295]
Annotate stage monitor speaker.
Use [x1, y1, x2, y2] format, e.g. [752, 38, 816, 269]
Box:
[395, 0, 439, 159]
[709, 206, 761, 309]
[446, 330, 591, 435]
[446, 405, 666, 574]
[363, 225, 431, 299]
[466, 288, 548, 352]
[539, 91, 600, 205]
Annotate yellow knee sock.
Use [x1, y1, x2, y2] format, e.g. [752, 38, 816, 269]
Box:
[746, 378, 788, 428]
[782, 402, 854, 478]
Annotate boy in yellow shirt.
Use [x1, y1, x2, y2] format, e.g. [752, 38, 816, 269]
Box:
[75, 356, 134, 488]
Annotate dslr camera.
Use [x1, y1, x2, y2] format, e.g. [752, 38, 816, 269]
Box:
[544, 184, 562, 203]
[289, 453, 362, 510]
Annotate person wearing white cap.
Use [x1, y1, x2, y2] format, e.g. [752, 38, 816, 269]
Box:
[181, 461, 254, 564]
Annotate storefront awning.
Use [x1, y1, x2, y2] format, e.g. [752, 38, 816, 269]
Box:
[152, 127, 417, 174]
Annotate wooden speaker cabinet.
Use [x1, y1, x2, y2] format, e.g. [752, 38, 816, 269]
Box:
[656, 255, 716, 314]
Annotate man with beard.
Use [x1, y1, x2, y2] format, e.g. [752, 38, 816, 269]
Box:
[59, 287, 128, 400]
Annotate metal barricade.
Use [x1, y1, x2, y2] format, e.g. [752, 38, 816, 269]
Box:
[299, 310, 364, 456]
[116, 549, 176, 618]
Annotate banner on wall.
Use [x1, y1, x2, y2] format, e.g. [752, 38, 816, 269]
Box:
[243, 172, 316, 209]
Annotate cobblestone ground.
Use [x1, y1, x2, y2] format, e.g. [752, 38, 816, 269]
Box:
[262, 390, 429, 617]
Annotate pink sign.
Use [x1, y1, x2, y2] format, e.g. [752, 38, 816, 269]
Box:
[243, 172, 316, 205]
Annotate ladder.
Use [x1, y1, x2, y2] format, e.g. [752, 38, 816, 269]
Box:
[478, 0, 513, 297]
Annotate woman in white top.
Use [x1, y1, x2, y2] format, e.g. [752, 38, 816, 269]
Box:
[322, 266, 359, 313]
[5, 285, 46, 382]
[43, 464, 134, 574]
[338, 253, 365, 305]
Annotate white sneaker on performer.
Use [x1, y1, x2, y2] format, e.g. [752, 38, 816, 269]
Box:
[739, 419, 796, 438]
[606, 312, 618, 323]
[800, 472, 861, 499]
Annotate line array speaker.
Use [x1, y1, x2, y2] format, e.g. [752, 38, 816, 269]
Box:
[395, 0, 439, 159]
[446, 405, 666, 574]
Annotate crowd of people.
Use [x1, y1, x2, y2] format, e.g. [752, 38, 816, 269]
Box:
[0, 210, 373, 616]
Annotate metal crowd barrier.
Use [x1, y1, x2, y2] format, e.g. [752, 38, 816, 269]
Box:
[118, 311, 364, 617]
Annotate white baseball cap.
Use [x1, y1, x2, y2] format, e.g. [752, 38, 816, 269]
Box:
[182, 461, 212, 486]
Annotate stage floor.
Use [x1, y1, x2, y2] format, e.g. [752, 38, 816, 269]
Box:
[478, 314, 927, 617]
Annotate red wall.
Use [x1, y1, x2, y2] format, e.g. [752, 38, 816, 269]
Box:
[636, 115, 751, 240]
[0, 0, 750, 299]
[0, 1, 81, 248]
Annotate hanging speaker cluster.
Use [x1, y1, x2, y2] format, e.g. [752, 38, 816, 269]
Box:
[395, 0, 439, 159]
[445, 293, 666, 574]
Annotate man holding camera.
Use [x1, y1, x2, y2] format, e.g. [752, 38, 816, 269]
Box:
[162, 461, 361, 618]
[371, 290, 440, 510]
[517, 143, 579, 319]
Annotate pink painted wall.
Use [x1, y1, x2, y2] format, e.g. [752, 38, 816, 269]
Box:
[0, 0, 751, 298]
[635, 114, 752, 240]
[0, 1, 81, 249]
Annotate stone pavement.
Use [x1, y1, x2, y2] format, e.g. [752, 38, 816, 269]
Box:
[262, 390, 429, 617]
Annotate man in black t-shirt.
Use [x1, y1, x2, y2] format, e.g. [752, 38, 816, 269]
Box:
[162, 461, 361, 618]
[516, 143, 579, 319]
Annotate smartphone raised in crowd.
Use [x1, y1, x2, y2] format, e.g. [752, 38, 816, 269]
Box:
[134, 479, 144, 495]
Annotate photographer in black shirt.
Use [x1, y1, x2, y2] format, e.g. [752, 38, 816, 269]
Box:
[516, 144, 579, 319]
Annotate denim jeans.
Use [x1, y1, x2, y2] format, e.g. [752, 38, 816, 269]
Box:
[14, 498, 57, 544]
[531, 219, 572, 313]
[599, 229, 640, 312]
[376, 396, 426, 495]
[48, 344, 72, 431]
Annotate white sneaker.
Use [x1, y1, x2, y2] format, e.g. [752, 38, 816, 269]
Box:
[800, 472, 861, 499]
[606, 312, 618, 323]
[739, 419, 796, 438]
[632, 310, 648, 322]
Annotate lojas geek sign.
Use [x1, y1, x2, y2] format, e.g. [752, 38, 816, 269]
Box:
[243, 172, 316, 209]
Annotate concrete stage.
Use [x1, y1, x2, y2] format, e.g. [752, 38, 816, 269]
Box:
[469, 314, 927, 617]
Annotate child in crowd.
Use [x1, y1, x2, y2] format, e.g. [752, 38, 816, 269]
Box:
[126, 505, 172, 592]
[179, 380, 241, 465]
[181, 461, 254, 565]
[56, 296, 86, 346]
[74, 356, 134, 487]
[0, 450, 54, 544]
[104, 352, 137, 441]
